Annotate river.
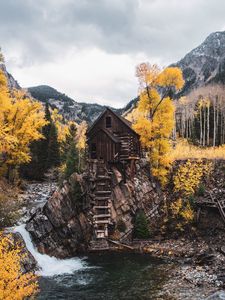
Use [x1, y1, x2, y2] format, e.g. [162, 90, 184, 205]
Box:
[12, 181, 173, 299]
[17, 222, 170, 299]
[38, 253, 169, 300]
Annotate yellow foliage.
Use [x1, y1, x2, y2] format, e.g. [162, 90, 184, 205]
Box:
[157, 67, 185, 90]
[51, 108, 69, 143]
[180, 201, 194, 222]
[124, 108, 144, 124]
[133, 63, 184, 186]
[76, 121, 87, 151]
[0, 233, 38, 300]
[173, 159, 212, 196]
[138, 88, 160, 113]
[0, 71, 48, 166]
[170, 198, 183, 217]
[133, 117, 152, 147]
[171, 139, 225, 160]
[51, 108, 87, 152]
[170, 198, 194, 229]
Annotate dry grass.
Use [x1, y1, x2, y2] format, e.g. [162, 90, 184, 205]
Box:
[170, 139, 225, 161]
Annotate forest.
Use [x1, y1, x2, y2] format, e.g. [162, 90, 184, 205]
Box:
[1, 54, 225, 298]
[0, 52, 88, 298]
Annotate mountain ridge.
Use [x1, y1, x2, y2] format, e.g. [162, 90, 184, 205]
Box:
[172, 30, 225, 96]
[3, 30, 225, 124]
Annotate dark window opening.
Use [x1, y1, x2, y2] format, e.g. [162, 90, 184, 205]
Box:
[106, 116, 112, 128]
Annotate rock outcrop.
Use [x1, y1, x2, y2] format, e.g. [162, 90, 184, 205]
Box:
[26, 174, 92, 258]
[108, 159, 163, 241]
[0, 63, 20, 90]
[10, 232, 37, 273]
[173, 31, 225, 96]
[26, 159, 162, 258]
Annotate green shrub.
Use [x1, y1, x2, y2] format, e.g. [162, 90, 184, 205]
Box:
[189, 195, 196, 208]
[196, 184, 205, 197]
[70, 180, 83, 210]
[133, 210, 150, 239]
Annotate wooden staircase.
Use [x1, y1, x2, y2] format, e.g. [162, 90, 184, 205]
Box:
[88, 160, 112, 250]
[118, 133, 138, 161]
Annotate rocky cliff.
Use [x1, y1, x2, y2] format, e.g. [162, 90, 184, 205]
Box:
[173, 31, 225, 96]
[26, 174, 92, 258]
[26, 159, 163, 258]
[0, 63, 20, 90]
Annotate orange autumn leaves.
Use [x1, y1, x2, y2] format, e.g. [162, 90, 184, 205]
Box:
[132, 63, 184, 185]
[0, 233, 38, 300]
[0, 71, 48, 167]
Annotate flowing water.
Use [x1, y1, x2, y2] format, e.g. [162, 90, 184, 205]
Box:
[14, 224, 170, 300]
[14, 224, 88, 277]
[38, 253, 169, 300]
[14, 183, 171, 300]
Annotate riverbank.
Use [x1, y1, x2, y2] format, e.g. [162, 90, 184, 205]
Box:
[8, 180, 225, 299]
[131, 210, 225, 299]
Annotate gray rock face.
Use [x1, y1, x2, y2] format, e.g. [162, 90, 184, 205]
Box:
[26, 174, 92, 258]
[10, 232, 37, 273]
[108, 159, 162, 241]
[0, 63, 20, 90]
[205, 291, 225, 300]
[173, 31, 225, 96]
[26, 159, 162, 257]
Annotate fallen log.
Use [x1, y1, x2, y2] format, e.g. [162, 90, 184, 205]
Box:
[107, 239, 134, 250]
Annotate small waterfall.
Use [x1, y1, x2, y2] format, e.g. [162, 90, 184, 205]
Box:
[14, 224, 87, 277]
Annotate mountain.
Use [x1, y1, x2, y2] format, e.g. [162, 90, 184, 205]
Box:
[173, 31, 225, 96]
[4, 30, 225, 124]
[28, 85, 135, 124]
[28, 85, 109, 123]
[24, 31, 225, 123]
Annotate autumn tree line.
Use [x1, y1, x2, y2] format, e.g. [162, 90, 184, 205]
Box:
[175, 85, 225, 147]
[0, 51, 88, 299]
[1, 51, 225, 299]
[0, 58, 87, 184]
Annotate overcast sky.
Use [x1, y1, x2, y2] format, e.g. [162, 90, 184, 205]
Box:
[1, 0, 225, 108]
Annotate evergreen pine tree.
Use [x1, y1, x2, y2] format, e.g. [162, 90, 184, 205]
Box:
[64, 124, 79, 179]
[47, 122, 60, 168]
[20, 103, 59, 180]
[133, 210, 150, 239]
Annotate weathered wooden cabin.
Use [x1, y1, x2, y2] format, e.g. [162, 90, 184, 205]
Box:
[87, 108, 141, 163]
[86, 108, 141, 245]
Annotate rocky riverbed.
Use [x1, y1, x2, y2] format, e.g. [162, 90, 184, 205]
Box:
[130, 218, 225, 299]
[9, 161, 225, 299]
[17, 181, 56, 224]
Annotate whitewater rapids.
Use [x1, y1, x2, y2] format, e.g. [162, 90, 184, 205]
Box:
[14, 224, 87, 277]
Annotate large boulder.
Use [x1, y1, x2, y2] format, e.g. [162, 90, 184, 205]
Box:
[26, 174, 92, 258]
[26, 159, 162, 257]
[10, 232, 37, 273]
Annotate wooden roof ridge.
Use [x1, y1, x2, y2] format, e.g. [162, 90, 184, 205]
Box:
[88, 127, 120, 143]
[87, 107, 137, 135]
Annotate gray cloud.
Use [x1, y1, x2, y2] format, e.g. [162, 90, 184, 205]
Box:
[1, 0, 225, 106]
[2, 0, 225, 65]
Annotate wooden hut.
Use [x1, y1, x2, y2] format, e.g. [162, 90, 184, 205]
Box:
[87, 108, 141, 163]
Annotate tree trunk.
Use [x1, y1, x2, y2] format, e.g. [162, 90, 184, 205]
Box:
[199, 106, 202, 146]
[213, 99, 216, 147]
[203, 105, 206, 147]
[207, 104, 210, 146]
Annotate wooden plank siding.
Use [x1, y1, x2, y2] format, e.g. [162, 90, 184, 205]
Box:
[87, 108, 141, 163]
